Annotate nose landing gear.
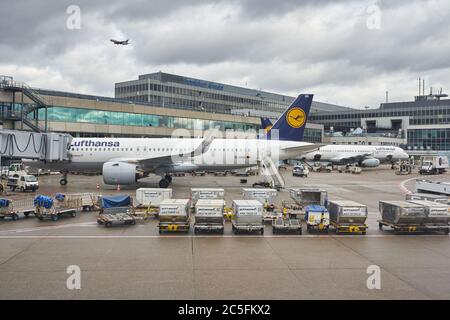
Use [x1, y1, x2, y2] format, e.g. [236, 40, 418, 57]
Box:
[59, 170, 68, 186]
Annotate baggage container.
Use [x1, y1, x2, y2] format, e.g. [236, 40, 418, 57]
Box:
[135, 188, 172, 207]
[406, 193, 449, 205]
[231, 200, 264, 234]
[305, 205, 330, 233]
[242, 188, 277, 206]
[158, 199, 190, 233]
[406, 200, 450, 225]
[289, 188, 328, 207]
[190, 188, 225, 205]
[328, 200, 368, 225]
[194, 199, 225, 234]
[378, 200, 426, 225]
[328, 200, 368, 234]
[415, 180, 450, 196]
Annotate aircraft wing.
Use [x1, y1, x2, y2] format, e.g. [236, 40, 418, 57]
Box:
[282, 144, 323, 154]
[110, 133, 215, 171]
[330, 153, 373, 163]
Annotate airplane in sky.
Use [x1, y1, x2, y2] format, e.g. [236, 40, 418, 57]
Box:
[261, 118, 409, 167]
[110, 39, 130, 45]
[27, 94, 318, 188]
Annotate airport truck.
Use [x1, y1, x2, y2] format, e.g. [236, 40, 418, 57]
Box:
[231, 200, 264, 235]
[419, 156, 448, 175]
[194, 199, 225, 234]
[328, 200, 368, 234]
[7, 174, 39, 192]
[158, 199, 190, 233]
[378, 200, 427, 233]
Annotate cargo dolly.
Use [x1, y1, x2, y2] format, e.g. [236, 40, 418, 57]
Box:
[378, 220, 450, 234]
[0, 198, 35, 220]
[282, 200, 305, 220]
[158, 220, 190, 233]
[194, 223, 224, 234]
[231, 221, 264, 235]
[272, 218, 302, 234]
[332, 222, 367, 235]
[97, 211, 136, 227]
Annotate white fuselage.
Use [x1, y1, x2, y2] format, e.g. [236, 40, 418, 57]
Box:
[30, 137, 312, 173]
[304, 145, 409, 164]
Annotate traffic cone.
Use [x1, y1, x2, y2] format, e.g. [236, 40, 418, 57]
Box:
[96, 183, 100, 190]
[116, 184, 121, 191]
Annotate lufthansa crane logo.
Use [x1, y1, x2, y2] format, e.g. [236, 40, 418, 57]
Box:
[286, 108, 306, 128]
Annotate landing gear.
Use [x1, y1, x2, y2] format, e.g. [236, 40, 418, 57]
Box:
[60, 170, 68, 186]
[159, 178, 170, 188]
[164, 174, 172, 183]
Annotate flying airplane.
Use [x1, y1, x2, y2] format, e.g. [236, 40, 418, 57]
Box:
[261, 118, 409, 167]
[110, 39, 130, 45]
[27, 94, 318, 188]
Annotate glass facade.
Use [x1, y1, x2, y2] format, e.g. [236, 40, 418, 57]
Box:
[408, 128, 450, 151]
[34, 106, 258, 132]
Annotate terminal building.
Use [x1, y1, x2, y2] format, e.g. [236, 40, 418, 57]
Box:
[309, 90, 450, 156]
[0, 73, 325, 143]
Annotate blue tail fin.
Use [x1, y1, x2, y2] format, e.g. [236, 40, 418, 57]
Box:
[260, 117, 273, 133]
[267, 94, 313, 141]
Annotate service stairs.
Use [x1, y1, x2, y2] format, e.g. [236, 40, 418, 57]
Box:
[258, 157, 285, 190]
[0, 76, 50, 133]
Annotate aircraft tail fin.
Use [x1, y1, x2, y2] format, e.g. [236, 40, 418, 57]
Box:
[267, 94, 313, 142]
[260, 117, 273, 133]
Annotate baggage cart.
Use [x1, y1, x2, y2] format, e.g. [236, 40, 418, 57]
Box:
[272, 217, 302, 234]
[231, 200, 264, 235]
[194, 199, 225, 234]
[34, 195, 81, 221]
[158, 199, 190, 233]
[328, 200, 368, 234]
[0, 198, 35, 220]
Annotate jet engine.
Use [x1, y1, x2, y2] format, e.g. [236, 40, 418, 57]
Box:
[360, 158, 380, 167]
[102, 162, 139, 185]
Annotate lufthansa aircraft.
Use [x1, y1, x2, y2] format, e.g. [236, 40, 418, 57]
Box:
[261, 118, 409, 167]
[28, 94, 318, 188]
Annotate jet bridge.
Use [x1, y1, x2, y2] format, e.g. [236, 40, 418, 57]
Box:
[0, 130, 72, 161]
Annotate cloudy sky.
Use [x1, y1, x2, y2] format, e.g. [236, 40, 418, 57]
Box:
[1, 0, 449, 108]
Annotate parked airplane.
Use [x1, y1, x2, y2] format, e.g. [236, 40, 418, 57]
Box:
[27, 94, 318, 188]
[303, 144, 409, 167]
[110, 39, 130, 45]
[261, 118, 409, 167]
